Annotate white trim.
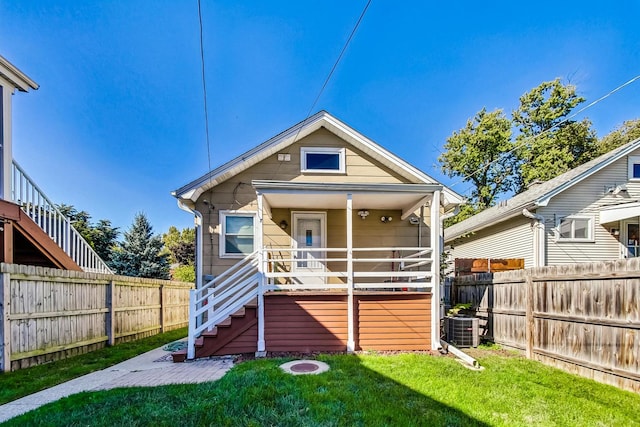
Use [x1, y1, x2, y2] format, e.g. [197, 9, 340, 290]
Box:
[300, 146, 345, 174]
[219, 210, 258, 258]
[291, 211, 327, 283]
[555, 215, 594, 242]
[628, 155, 640, 180]
[173, 111, 464, 206]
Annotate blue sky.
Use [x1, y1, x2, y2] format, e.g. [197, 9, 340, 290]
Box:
[1, 1, 639, 236]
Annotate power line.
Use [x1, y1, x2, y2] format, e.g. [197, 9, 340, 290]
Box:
[304, 0, 372, 119]
[197, 0, 212, 173]
[449, 74, 640, 194]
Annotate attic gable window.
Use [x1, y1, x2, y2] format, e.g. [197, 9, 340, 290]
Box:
[628, 156, 640, 180]
[301, 147, 345, 173]
[557, 216, 593, 242]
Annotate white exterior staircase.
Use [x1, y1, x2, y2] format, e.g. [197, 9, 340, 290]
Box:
[10, 160, 112, 274]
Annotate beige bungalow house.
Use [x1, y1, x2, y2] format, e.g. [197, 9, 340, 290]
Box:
[172, 111, 463, 360]
[445, 137, 640, 270]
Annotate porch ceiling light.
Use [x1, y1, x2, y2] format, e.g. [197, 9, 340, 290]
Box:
[380, 216, 393, 223]
[279, 219, 288, 229]
[358, 210, 369, 220]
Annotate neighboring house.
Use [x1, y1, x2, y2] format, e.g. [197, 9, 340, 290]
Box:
[172, 111, 463, 360]
[0, 55, 110, 273]
[445, 137, 640, 270]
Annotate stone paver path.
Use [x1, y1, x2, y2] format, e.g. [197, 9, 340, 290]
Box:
[0, 346, 233, 423]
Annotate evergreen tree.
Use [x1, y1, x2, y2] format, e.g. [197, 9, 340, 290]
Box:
[111, 213, 169, 279]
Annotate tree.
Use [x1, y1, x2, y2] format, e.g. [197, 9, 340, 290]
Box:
[162, 226, 195, 265]
[598, 119, 640, 155]
[439, 108, 514, 211]
[91, 219, 119, 263]
[162, 226, 196, 282]
[56, 204, 119, 262]
[512, 79, 598, 192]
[110, 213, 169, 279]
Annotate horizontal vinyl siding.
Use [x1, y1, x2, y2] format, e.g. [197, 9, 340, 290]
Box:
[356, 294, 431, 350]
[264, 294, 348, 352]
[540, 153, 639, 265]
[199, 128, 419, 277]
[449, 217, 533, 268]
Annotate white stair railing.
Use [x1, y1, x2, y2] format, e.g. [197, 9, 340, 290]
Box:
[10, 160, 112, 274]
[187, 250, 262, 359]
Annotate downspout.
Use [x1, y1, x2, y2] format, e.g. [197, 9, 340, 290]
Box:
[522, 208, 545, 268]
[177, 199, 202, 361]
[177, 200, 203, 289]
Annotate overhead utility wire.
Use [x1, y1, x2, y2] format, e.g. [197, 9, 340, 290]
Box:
[450, 73, 640, 193]
[197, 0, 212, 173]
[303, 0, 372, 119]
[269, 0, 372, 181]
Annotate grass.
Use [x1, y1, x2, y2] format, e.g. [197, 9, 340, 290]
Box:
[0, 327, 187, 405]
[3, 349, 640, 426]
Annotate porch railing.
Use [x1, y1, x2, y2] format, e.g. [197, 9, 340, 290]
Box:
[263, 247, 433, 290]
[11, 160, 112, 274]
[186, 246, 434, 358]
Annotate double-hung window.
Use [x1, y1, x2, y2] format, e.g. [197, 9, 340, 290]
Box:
[557, 216, 593, 241]
[301, 147, 345, 173]
[220, 211, 256, 258]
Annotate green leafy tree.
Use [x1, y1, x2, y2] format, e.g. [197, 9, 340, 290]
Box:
[162, 226, 195, 265]
[111, 213, 169, 279]
[162, 226, 196, 282]
[512, 79, 598, 192]
[55, 204, 119, 262]
[439, 108, 514, 219]
[598, 119, 640, 155]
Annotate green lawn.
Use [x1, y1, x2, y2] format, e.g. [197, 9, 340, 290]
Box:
[0, 327, 187, 405]
[3, 349, 639, 426]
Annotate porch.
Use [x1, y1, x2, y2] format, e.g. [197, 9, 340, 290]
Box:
[180, 180, 446, 360]
[182, 243, 438, 360]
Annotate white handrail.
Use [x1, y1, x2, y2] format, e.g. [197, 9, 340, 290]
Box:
[185, 246, 435, 358]
[10, 160, 112, 274]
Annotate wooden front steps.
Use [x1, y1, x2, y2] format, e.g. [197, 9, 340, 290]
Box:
[171, 302, 258, 363]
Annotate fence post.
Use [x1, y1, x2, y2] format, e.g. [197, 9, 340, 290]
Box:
[525, 270, 534, 359]
[106, 280, 115, 346]
[160, 284, 166, 333]
[0, 271, 10, 372]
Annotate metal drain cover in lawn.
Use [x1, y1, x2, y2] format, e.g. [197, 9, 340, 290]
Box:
[280, 360, 329, 375]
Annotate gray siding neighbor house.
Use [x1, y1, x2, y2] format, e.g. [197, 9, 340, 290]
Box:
[445, 137, 640, 270]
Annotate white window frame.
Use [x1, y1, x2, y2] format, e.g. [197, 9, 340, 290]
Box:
[301, 147, 346, 174]
[628, 156, 640, 180]
[219, 210, 257, 258]
[555, 216, 594, 242]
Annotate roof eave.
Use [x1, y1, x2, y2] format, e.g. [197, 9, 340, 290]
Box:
[0, 55, 38, 92]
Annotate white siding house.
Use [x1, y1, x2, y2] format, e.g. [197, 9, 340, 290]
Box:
[445, 138, 640, 269]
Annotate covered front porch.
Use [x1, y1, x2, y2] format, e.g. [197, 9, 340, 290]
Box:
[184, 180, 450, 359]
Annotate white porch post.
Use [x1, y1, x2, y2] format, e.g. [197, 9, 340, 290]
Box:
[0, 84, 10, 200]
[256, 192, 266, 355]
[346, 193, 355, 352]
[430, 190, 441, 350]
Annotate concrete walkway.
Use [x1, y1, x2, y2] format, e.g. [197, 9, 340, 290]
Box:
[0, 345, 234, 423]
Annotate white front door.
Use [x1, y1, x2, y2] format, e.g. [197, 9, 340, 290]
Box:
[292, 212, 326, 284]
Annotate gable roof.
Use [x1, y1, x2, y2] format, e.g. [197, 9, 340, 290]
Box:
[0, 55, 38, 92]
[173, 111, 464, 209]
[445, 137, 640, 241]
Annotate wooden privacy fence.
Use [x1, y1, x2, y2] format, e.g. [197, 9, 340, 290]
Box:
[0, 263, 193, 371]
[454, 258, 640, 392]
